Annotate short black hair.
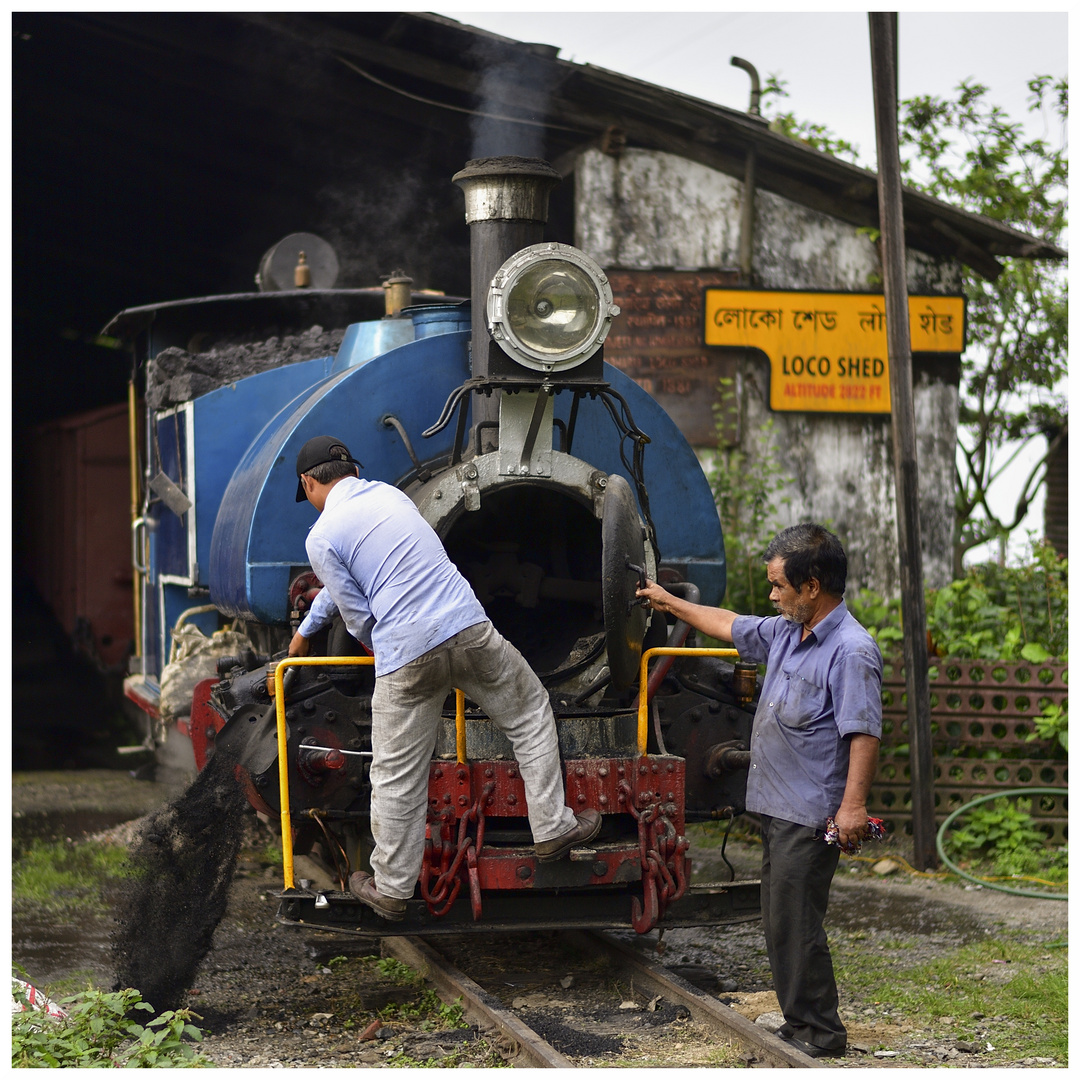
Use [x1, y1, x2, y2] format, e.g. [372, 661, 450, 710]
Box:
[764, 523, 847, 597]
[304, 459, 358, 485]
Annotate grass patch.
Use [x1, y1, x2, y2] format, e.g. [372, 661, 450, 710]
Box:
[12, 840, 131, 913]
[378, 988, 468, 1031]
[372, 956, 426, 987]
[255, 839, 284, 868]
[835, 933, 1068, 1063]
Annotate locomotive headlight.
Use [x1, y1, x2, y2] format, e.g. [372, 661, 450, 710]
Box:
[487, 243, 620, 372]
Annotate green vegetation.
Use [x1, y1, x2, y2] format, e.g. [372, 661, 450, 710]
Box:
[846, 589, 905, 652]
[378, 988, 468, 1031]
[834, 934, 1068, 1064]
[944, 796, 1068, 885]
[367, 956, 469, 1030]
[1029, 701, 1067, 753]
[12, 839, 130, 914]
[845, 543, 1067, 663]
[707, 380, 790, 615]
[925, 542, 1068, 661]
[746, 541, 1067, 669]
[354, 956, 507, 1068]
[257, 840, 284, 868]
[11, 984, 210, 1068]
[373, 955, 426, 987]
[900, 78, 1068, 575]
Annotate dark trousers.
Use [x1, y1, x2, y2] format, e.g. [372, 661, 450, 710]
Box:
[759, 814, 846, 1051]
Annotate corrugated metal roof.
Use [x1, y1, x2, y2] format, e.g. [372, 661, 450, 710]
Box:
[284, 11, 1064, 276]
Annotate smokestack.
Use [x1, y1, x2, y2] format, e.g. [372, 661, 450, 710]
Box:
[453, 156, 561, 449]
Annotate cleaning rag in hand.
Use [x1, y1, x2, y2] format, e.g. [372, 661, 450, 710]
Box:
[824, 816, 886, 855]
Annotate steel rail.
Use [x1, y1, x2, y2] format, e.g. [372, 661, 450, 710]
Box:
[385, 932, 821, 1069]
[583, 930, 827, 1069]
[381, 936, 574, 1068]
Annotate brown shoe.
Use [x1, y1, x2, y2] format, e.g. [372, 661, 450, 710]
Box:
[348, 871, 407, 921]
[534, 810, 602, 863]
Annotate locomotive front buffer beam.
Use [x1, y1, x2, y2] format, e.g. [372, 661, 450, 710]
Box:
[274, 754, 760, 936]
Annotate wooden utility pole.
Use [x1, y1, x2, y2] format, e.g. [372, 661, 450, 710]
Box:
[868, 12, 938, 869]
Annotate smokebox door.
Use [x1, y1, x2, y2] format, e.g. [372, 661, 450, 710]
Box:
[601, 474, 648, 693]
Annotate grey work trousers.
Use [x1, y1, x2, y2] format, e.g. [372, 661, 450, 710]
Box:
[368, 620, 577, 899]
[758, 814, 846, 1051]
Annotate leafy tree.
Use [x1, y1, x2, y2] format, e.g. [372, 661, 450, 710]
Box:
[762, 75, 1068, 575]
[848, 541, 1067, 662]
[761, 75, 863, 163]
[900, 77, 1068, 574]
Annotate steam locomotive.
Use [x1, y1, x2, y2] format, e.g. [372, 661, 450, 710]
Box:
[115, 156, 760, 937]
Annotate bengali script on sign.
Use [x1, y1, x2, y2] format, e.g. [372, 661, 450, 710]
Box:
[703, 289, 965, 413]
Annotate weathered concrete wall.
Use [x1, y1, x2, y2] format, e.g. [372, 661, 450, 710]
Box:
[732, 352, 959, 596]
[576, 148, 962, 595]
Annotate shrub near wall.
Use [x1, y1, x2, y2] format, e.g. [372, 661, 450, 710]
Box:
[849, 544, 1068, 842]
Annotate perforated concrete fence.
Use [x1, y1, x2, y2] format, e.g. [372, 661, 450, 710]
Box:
[870, 659, 1068, 844]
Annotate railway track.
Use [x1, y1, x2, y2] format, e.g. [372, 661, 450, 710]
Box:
[382, 931, 825, 1068]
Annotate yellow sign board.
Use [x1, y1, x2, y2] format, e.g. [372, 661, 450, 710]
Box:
[703, 289, 965, 413]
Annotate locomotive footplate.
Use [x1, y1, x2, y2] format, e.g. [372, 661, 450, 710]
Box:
[274, 879, 761, 936]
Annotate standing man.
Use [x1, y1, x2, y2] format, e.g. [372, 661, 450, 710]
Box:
[290, 436, 600, 921]
[637, 523, 881, 1059]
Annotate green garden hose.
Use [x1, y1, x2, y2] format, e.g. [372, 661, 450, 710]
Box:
[935, 787, 1068, 901]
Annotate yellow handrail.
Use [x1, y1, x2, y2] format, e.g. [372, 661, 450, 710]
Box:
[273, 648, 741, 885]
[272, 655, 468, 890]
[455, 689, 467, 763]
[636, 647, 740, 757]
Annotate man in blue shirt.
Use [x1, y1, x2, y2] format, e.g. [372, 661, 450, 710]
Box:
[637, 523, 881, 1059]
[290, 436, 600, 921]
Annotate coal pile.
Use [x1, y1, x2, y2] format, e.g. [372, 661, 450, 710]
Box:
[111, 747, 249, 1012]
[146, 325, 346, 409]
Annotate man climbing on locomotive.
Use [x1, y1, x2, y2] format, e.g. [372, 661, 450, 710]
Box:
[288, 435, 600, 921]
[636, 523, 881, 1060]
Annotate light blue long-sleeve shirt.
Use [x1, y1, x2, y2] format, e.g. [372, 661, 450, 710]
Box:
[297, 476, 487, 676]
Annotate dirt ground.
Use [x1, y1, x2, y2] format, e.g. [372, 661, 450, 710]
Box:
[685, 843, 1067, 1066]
[11, 770, 1069, 1068]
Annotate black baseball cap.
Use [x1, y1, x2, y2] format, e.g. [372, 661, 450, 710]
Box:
[295, 436, 362, 501]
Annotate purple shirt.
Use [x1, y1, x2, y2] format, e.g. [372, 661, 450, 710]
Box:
[732, 601, 882, 830]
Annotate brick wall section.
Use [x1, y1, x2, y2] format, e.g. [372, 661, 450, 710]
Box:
[871, 659, 1068, 844]
[604, 269, 741, 446]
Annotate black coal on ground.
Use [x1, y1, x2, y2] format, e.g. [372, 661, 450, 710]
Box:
[111, 747, 249, 1012]
[526, 1010, 626, 1058]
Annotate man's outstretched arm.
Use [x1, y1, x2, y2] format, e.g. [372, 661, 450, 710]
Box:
[636, 580, 740, 642]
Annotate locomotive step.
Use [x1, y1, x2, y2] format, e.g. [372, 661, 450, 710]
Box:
[276, 879, 761, 936]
